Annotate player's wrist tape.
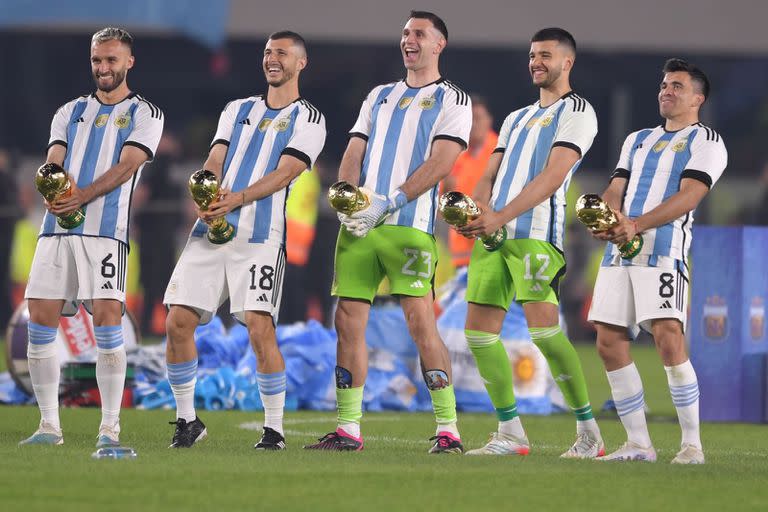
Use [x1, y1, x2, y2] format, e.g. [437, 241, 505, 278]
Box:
[387, 189, 407, 213]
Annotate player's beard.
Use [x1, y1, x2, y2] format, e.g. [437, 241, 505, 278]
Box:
[265, 66, 295, 87]
[532, 66, 562, 89]
[93, 68, 127, 93]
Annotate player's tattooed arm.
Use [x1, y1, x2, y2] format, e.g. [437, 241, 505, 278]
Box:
[49, 145, 148, 215]
[337, 137, 367, 185]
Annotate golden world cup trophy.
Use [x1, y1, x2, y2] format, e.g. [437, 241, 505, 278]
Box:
[575, 193, 643, 259]
[327, 180, 370, 215]
[189, 169, 235, 245]
[35, 163, 85, 229]
[439, 191, 506, 251]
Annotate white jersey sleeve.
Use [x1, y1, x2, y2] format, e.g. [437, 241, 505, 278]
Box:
[48, 99, 77, 151]
[494, 110, 521, 152]
[552, 99, 598, 158]
[682, 128, 728, 188]
[211, 100, 239, 148]
[283, 104, 327, 169]
[433, 87, 471, 149]
[610, 133, 636, 181]
[349, 86, 382, 139]
[125, 100, 164, 161]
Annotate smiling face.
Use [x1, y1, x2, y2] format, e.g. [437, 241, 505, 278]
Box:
[528, 40, 572, 89]
[90, 39, 134, 93]
[400, 17, 445, 72]
[658, 71, 704, 119]
[263, 38, 306, 87]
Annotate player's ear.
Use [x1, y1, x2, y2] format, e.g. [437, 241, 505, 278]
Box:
[126, 55, 135, 70]
[434, 36, 446, 55]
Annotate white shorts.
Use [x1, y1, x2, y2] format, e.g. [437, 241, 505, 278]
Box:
[588, 262, 689, 333]
[164, 237, 285, 324]
[25, 235, 128, 316]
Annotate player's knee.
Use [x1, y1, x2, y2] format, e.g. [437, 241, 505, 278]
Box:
[334, 304, 364, 343]
[165, 309, 195, 343]
[596, 336, 621, 364]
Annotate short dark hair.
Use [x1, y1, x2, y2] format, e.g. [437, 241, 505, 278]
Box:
[663, 58, 710, 100]
[408, 10, 448, 41]
[91, 27, 133, 51]
[268, 30, 307, 54]
[531, 27, 576, 54]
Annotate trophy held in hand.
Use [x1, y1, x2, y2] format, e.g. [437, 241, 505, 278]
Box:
[439, 191, 506, 252]
[189, 169, 235, 245]
[35, 163, 85, 229]
[575, 193, 643, 259]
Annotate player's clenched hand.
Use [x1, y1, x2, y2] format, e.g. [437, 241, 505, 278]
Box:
[49, 177, 90, 215]
[202, 188, 241, 221]
[345, 192, 390, 237]
[456, 200, 503, 239]
[599, 211, 639, 246]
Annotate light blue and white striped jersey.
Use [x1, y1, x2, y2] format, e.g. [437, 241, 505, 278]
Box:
[191, 95, 326, 246]
[43, 93, 164, 244]
[602, 123, 727, 268]
[350, 79, 472, 234]
[492, 92, 597, 251]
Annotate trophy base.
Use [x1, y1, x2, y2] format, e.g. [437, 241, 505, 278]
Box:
[56, 209, 85, 230]
[481, 226, 507, 252]
[207, 225, 235, 245]
[619, 235, 643, 259]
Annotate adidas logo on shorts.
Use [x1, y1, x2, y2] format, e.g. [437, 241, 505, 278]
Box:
[410, 280, 424, 289]
[660, 300, 672, 309]
[257, 293, 268, 302]
[101, 281, 113, 290]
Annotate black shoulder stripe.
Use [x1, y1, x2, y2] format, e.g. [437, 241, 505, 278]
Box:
[138, 96, 162, 120]
[300, 99, 322, 124]
[444, 80, 468, 106]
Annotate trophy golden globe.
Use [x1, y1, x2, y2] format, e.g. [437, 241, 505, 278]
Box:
[439, 191, 506, 251]
[189, 169, 235, 244]
[575, 193, 643, 259]
[35, 163, 85, 229]
[327, 180, 370, 215]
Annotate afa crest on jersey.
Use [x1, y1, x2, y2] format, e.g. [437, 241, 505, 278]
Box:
[750, 296, 765, 341]
[671, 139, 688, 152]
[418, 97, 436, 110]
[273, 118, 291, 132]
[114, 113, 131, 129]
[94, 114, 110, 128]
[703, 295, 728, 341]
[539, 115, 555, 127]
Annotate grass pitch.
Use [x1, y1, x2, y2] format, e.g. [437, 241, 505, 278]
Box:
[1, 345, 766, 512]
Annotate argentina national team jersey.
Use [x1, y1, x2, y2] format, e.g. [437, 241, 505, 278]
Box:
[350, 79, 472, 234]
[603, 123, 728, 268]
[191, 95, 326, 246]
[492, 92, 597, 251]
[42, 93, 164, 244]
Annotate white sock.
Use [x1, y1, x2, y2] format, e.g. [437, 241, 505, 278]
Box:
[607, 363, 652, 447]
[167, 358, 198, 422]
[260, 390, 285, 435]
[436, 421, 460, 438]
[96, 346, 127, 428]
[665, 360, 701, 449]
[499, 417, 526, 440]
[606, 363, 651, 448]
[576, 418, 601, 437]
[29, 356, 61, 430]
[171, 379, 197, 422]
[338, 422, 361, 438]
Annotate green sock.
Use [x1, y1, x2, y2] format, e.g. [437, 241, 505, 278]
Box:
[465, 329, 518, 421]
[429, 384, 457, 425]
[336, 386, 364, 425]
[530, 326, 594, 420]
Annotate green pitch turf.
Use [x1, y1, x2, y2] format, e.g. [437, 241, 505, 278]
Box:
[1, 344, 766, 511]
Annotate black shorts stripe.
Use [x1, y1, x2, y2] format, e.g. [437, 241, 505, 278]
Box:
[272, 249, 286, 308]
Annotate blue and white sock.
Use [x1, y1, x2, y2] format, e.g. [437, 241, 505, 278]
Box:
[607, 362, 651, 447]
[167, 358, 198, 422]
[666, 360, 701, 449]
[95, 325, 126, 428]
[27, 322, 60, 430]
[257, 371, 286, 435]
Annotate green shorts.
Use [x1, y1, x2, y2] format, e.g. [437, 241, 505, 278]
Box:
[466, 238, 566, 309]
[332, 225, 436, 302]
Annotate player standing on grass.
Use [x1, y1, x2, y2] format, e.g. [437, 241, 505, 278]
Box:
[21, 27, 164, 447]
[163, 31, 326, 449]
[304, 11, 471, 453]
[456, 28, 604, 458]
[589, 59, 727, 464]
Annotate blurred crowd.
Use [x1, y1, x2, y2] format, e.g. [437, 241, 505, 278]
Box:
[1, 98, 765, 341]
